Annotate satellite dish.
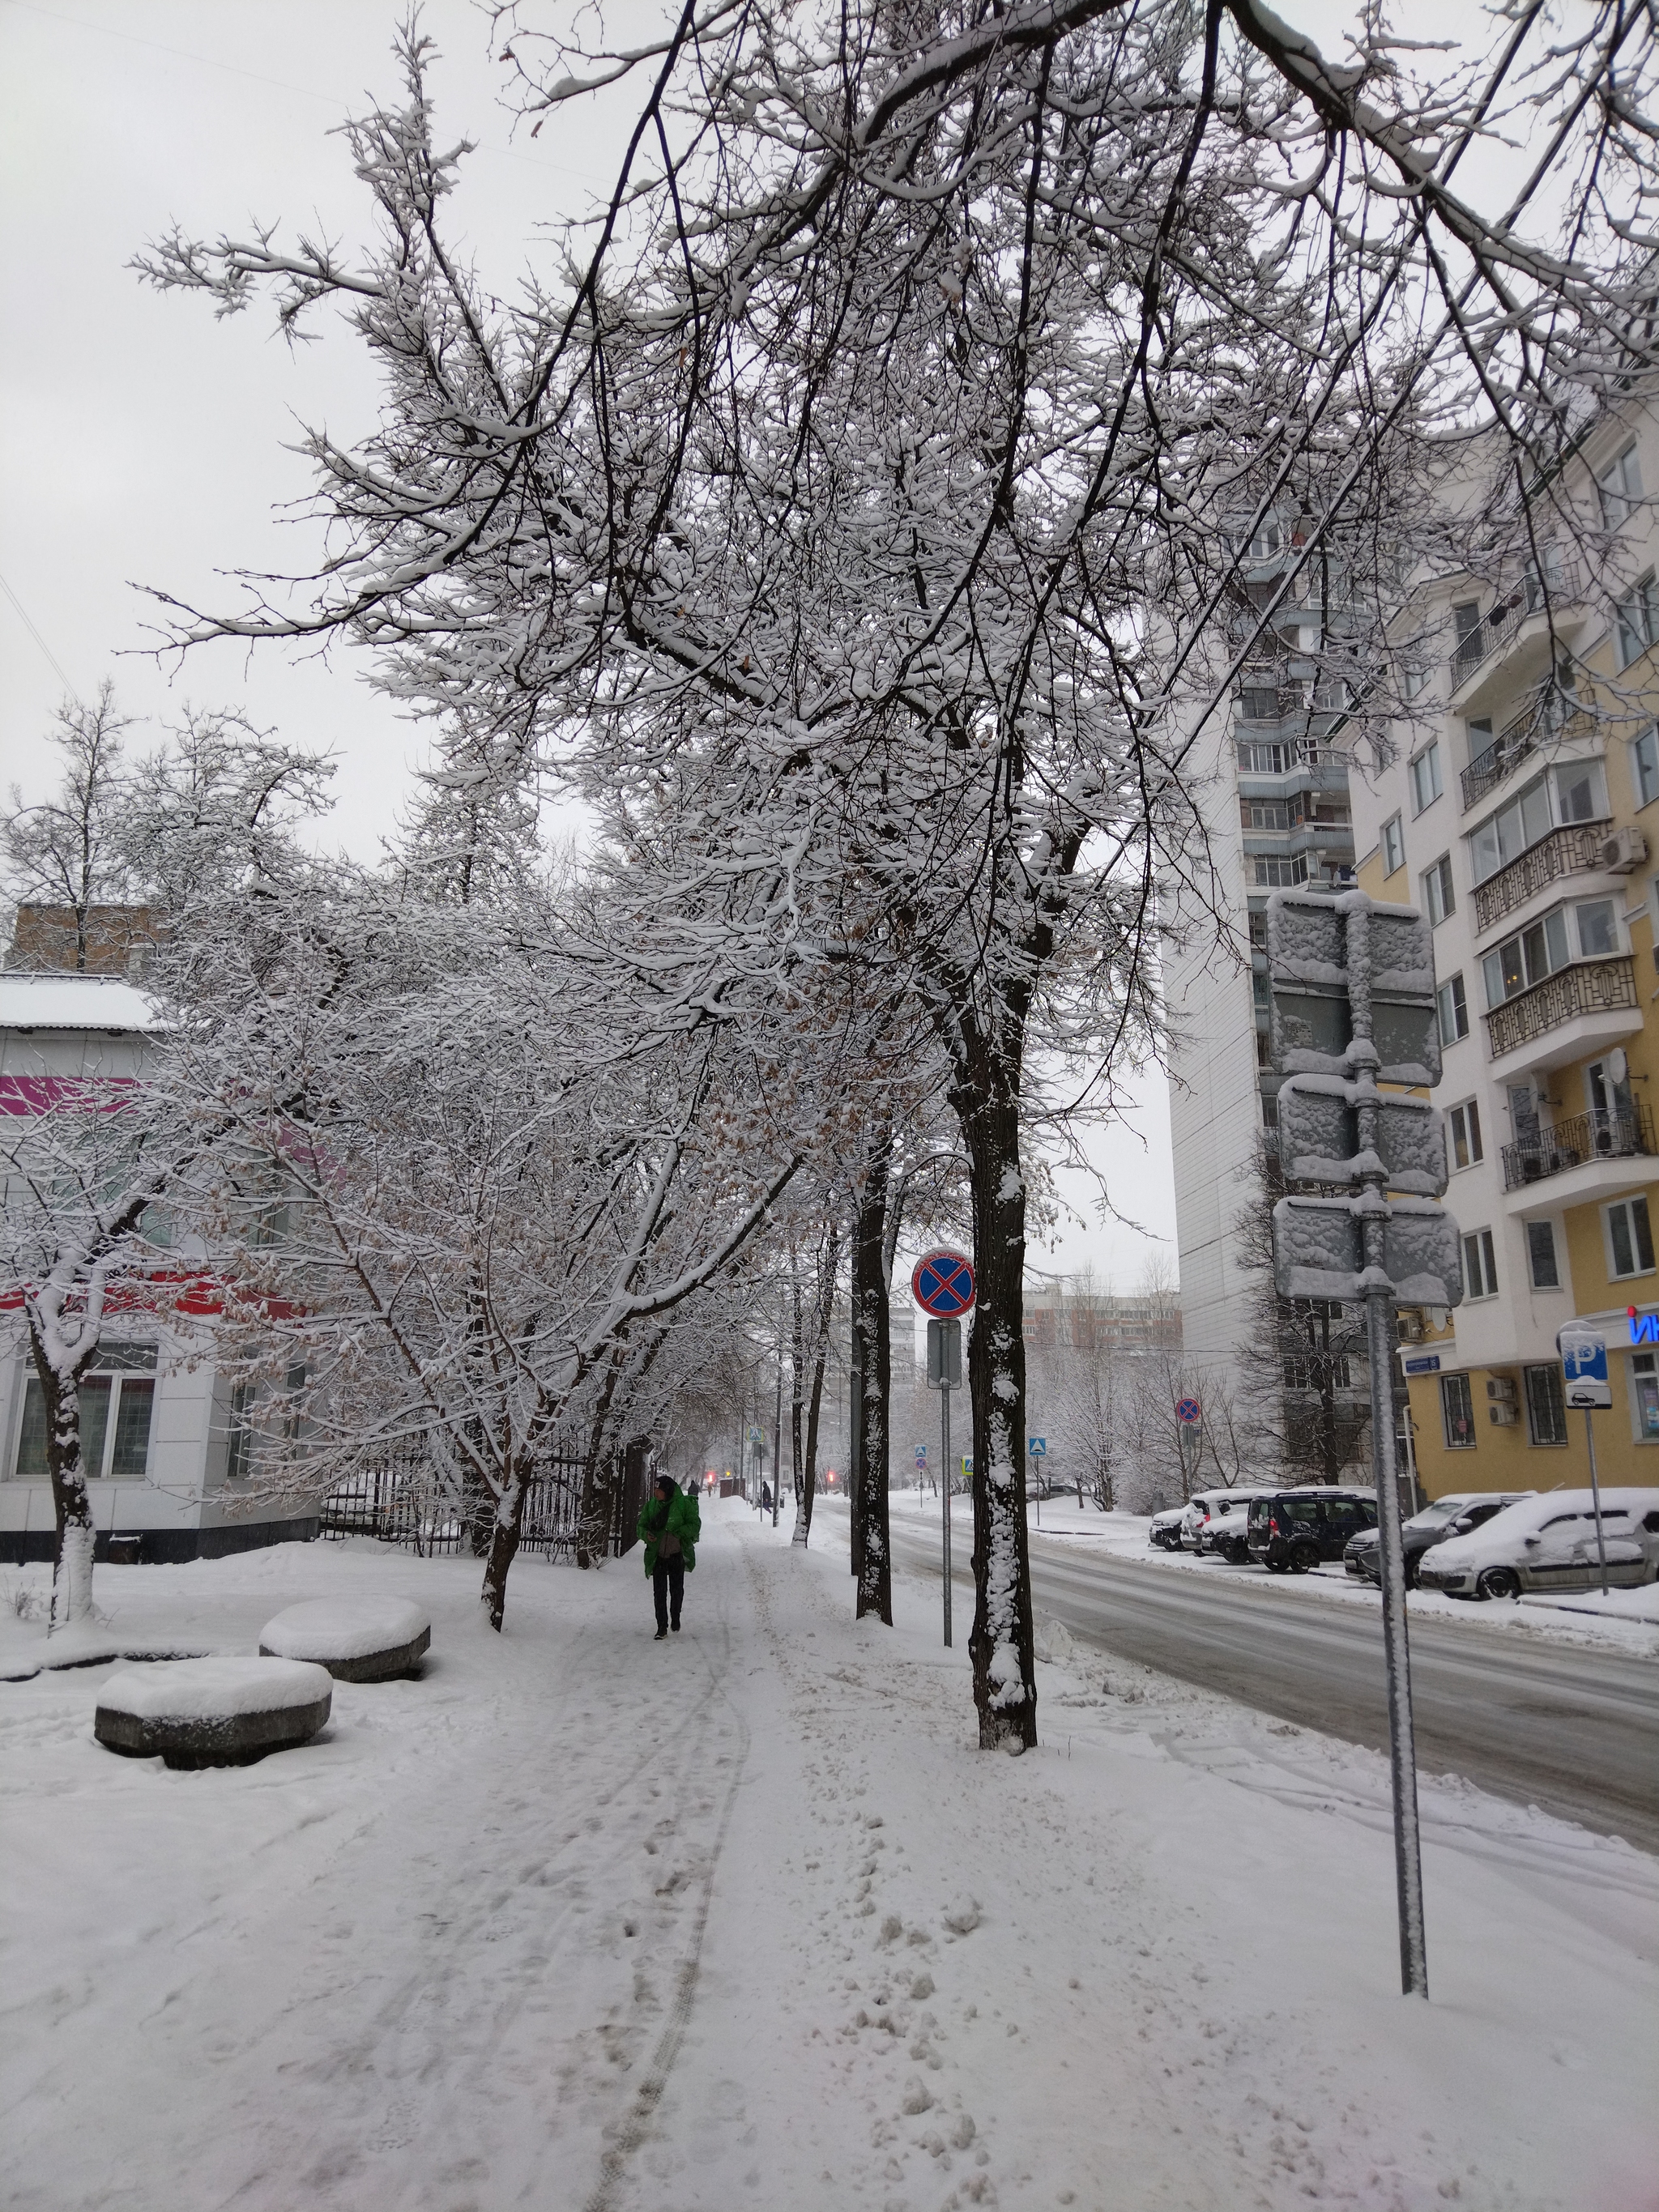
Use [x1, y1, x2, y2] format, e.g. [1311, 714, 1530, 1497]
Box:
[1610, 1047, 1629, 1086]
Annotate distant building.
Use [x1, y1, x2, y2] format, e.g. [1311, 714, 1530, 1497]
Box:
[0, 931, 318, 1565]
[1022, 1289, 1181, 1358]
[7, 901, 166, 978]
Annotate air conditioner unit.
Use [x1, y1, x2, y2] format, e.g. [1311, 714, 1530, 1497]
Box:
[1600, 826, 1648, 874]
[1486, 1376, 1517, 1405]
[1488, 1403, 1520, 1426]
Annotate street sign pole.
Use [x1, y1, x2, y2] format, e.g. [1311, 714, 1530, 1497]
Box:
[1560, 1323, 1613, 1595]
[1584, 1410, 1610, 1596]
[1269, 890, 1445, 2001]
[917, 1265, 975, 1651]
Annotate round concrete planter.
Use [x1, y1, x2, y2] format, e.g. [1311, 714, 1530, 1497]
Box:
[96, 1657, 332, 1769]
[258, 1597, 432, 1682]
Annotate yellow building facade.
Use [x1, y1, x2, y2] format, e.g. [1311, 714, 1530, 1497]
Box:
[1352, 405, 1659, 1498]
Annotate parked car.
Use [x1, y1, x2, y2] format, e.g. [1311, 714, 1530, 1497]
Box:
[1415, 1490, 1659, 1600]
[1189, 1488, 1281, 1563]
[1148, 1507, 1187, 1551]
[1342, 1492, 1533, 1587]
[1247, 1489, 1378, 1573]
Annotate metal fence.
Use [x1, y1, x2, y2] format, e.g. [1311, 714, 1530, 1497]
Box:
[320, 1437, 647, 1561]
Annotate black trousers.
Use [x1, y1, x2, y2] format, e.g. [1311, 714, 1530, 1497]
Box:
[653, 1554, 684, 1630]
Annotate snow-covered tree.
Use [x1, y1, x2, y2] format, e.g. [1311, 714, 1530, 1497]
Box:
[138, 4, 1659, 1745]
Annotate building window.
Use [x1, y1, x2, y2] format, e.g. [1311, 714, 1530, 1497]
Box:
[1526, 1219, 1561, 1289]
[1255, 855, 1309, 888]
[1606, 1194, 1656, 1280]
[1633, 725, 1659, 810]
[1599, 441, 1644, 529]
[1576, 898, 1618, 958]
[1447, 1099, 1484, 1170]
[1283, 1355, 1353, 1391]
[1243, 800, 1291, 830]
[1614, 573, 1658, 669]
[1553, 758, 1606, 825]
[11, 1343, 157, 1481]
[1409, 742, 1443, 815]
[1248, 518, 1285, 561]
[1440, 1370, 1476, 1448]
[1524, 1364, 1569, 1447]
[1261, 1091, 1280, 1131]
[224, 1382, 255, 1485]
[1462, 1227, 1499, 1300]
[1422, 854, 1455, 926]
[1437, 973, 1469, 1046]
[1632, 1351, 1659, 1441]
[1479, 901, 1618, 1007]
[1240, 687, 1280, 722]
[1381, 815, 1405, 876]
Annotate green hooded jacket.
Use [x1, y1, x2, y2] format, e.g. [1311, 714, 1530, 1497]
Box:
[638, 1480, 701, 1574]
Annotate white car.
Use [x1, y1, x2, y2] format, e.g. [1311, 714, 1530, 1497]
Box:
[1416, 1489, 1659, 1600]
[1187, 1487, 1282, 1562]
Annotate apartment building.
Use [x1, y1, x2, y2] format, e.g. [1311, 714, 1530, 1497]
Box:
[1167, 519, 1359, 1436]
[1022, 1287, 1181, 1358]
[1350, 404, 1659, 1497]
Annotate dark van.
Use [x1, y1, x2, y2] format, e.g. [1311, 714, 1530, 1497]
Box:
[1247, 1490, 1377, 1574]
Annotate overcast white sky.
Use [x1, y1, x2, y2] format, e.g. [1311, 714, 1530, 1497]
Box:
[0, 0, 1500, 1293]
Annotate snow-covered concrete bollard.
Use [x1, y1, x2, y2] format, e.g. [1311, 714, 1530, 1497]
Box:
[258, 1597, 432, 1682]
[95, 1658, 332, 1768]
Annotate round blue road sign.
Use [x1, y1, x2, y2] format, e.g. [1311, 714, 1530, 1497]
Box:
[1175, 1396, 1202, 1426]
[912, 1249, 976, 1317]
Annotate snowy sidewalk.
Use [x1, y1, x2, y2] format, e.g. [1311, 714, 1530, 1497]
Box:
[2, 1505, 1656, 2210]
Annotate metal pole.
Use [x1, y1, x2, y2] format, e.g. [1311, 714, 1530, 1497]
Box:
[1584, 1408, 1609, 1596]
[1400, 1394, 1422, 1519]
[940, 1377, 952, 1648]
[1366, 1280, 1428, 1997]
[849, 1355, 862, 1578]
[772, 1352, 783, 1528]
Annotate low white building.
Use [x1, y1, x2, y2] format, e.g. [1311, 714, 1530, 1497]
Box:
[0, 970, 319, 1564]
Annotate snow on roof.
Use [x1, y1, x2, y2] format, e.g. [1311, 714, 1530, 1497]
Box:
[0, 973, 159, 1033]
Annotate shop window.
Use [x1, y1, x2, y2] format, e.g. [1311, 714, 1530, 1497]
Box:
[1440, 1370, 1476, 1448]
[11, 1343, 157, 1481]
[1631, 1351, 1659, 1442]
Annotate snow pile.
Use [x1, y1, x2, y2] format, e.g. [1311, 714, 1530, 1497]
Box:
[97, 1656, 332, 1721]
[259, 1597, 430, 1664]
[2, 1509, 1655, 2210]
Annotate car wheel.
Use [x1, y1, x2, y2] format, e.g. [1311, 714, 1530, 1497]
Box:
[1265, 1556, 1289, 1574]
[1475, 1566, 1521, 1601]
[1289, 1541, 1319, 1575]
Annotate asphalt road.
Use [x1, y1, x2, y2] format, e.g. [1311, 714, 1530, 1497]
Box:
[887, 1519, 1659, 1855]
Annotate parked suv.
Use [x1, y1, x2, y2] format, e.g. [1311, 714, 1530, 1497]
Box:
[1247, 1490, 1378, 1574]
[1343, 1492, 1533, 1588]
[1148, 1507, 1187, 1551]
[1415, 1490, 1659, 1600]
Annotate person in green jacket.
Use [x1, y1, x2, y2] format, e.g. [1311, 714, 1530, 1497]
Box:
[638, 1474, 700, 1639]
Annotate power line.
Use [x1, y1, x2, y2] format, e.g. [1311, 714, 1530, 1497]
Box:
[0, 572, 81, 704]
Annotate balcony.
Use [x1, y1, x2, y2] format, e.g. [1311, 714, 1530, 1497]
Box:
[1501, 1105, 1655, 1193]
[1471, 821, 1612, 934]
[1451, 560, 1580, 681]
[1235, 738, 1344, 774]
[1485, 956, 1639, 1068]
[1461, 701, 1594, 812]
[1449, 563, 1590, 720]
